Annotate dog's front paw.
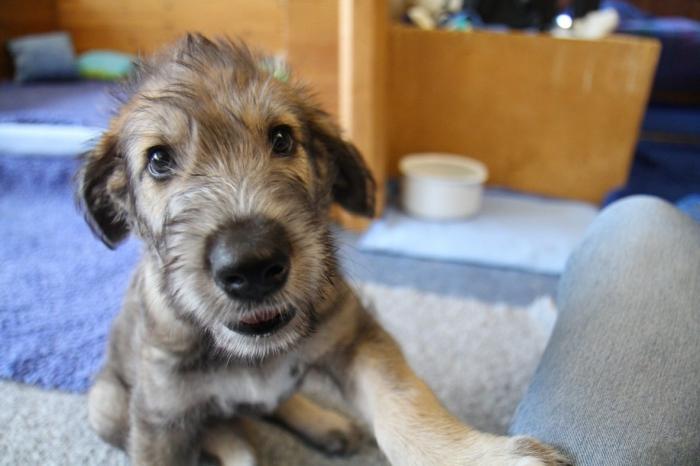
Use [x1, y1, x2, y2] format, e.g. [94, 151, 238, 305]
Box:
[294, 408, 363, 456]
[315, 422, 364, 456]
[505, 436, 571, 466]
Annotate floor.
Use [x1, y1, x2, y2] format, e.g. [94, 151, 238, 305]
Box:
[0, 229, 560, 465]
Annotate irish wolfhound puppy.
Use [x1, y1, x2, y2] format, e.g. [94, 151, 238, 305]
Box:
[78, 34, 568, 466]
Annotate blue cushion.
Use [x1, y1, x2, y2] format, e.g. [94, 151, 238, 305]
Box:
[7, 32, 78, 82]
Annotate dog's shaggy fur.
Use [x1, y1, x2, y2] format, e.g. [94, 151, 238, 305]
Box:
[78, 34, 569, 466]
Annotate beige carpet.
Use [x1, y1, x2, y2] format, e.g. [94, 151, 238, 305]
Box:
[0, 282, 556, 465]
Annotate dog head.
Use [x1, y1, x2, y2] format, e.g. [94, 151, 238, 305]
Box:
[77, 34, 375, 360]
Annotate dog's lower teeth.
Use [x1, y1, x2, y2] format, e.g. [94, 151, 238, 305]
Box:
[228, 308, 296, 337]
[240, 310, 280, 325]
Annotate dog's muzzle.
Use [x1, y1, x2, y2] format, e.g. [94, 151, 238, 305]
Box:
[207, 217, 291, 303]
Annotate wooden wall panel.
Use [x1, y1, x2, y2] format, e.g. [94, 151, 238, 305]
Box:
[0, 0, 58, 78]
[52, 0, 340, 115]
[286, 0, 339, 116]
[387, 27, 660, 203]
[335, 0, 389, 228]
[56, 0, 286, 55]
[52, 0, 341, 119]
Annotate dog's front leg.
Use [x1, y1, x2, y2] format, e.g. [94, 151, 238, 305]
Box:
[128, 411, 199, 466]
[271, 393, 363, 455]
[331, 317, 570, 466]
[201, 421, 258, 466]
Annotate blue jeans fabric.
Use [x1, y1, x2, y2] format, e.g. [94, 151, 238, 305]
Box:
[509, 196, 700, 465]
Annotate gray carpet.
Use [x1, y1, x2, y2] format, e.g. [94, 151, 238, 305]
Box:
[0, 280, 556, 465]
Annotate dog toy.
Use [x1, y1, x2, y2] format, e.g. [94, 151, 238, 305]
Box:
[406, 0, 465, 30]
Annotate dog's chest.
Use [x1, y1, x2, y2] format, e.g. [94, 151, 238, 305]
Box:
[186, 357, 304, 417]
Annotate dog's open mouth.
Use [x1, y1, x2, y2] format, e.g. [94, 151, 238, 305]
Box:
[228, 307, 296, 336]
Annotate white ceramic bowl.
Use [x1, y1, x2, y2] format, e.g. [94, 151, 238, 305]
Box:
[400, 153, 488, 220]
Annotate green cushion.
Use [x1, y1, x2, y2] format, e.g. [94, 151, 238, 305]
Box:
[76, 50, 134, 80]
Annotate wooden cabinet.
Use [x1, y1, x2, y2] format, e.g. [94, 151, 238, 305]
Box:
[386, 27, 660, 203]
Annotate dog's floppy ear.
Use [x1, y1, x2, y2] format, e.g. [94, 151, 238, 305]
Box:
[310, 114, 376, 217]
[77, 131, 130, 249]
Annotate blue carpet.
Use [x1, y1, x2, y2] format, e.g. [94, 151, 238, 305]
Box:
[0, 155, 139, 393]
[604, 104, 700, 206]
[678, 194, 700, 223]
[0, 81, 114, 127]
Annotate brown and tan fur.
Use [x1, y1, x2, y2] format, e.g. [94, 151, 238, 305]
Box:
[78, 34, 570, 466]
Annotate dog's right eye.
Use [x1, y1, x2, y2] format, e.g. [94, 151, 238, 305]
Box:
[146, 146, 174, 180]
[269, 125, 295, 157]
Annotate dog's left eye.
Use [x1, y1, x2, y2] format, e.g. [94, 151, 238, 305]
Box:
[269, 125, 295, 157]
[146, 146, 175, 180]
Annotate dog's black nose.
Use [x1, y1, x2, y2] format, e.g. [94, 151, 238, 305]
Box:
[207, 218, 291, 301]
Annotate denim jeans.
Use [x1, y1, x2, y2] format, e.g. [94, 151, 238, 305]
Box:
[509, 196, 700, 465]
